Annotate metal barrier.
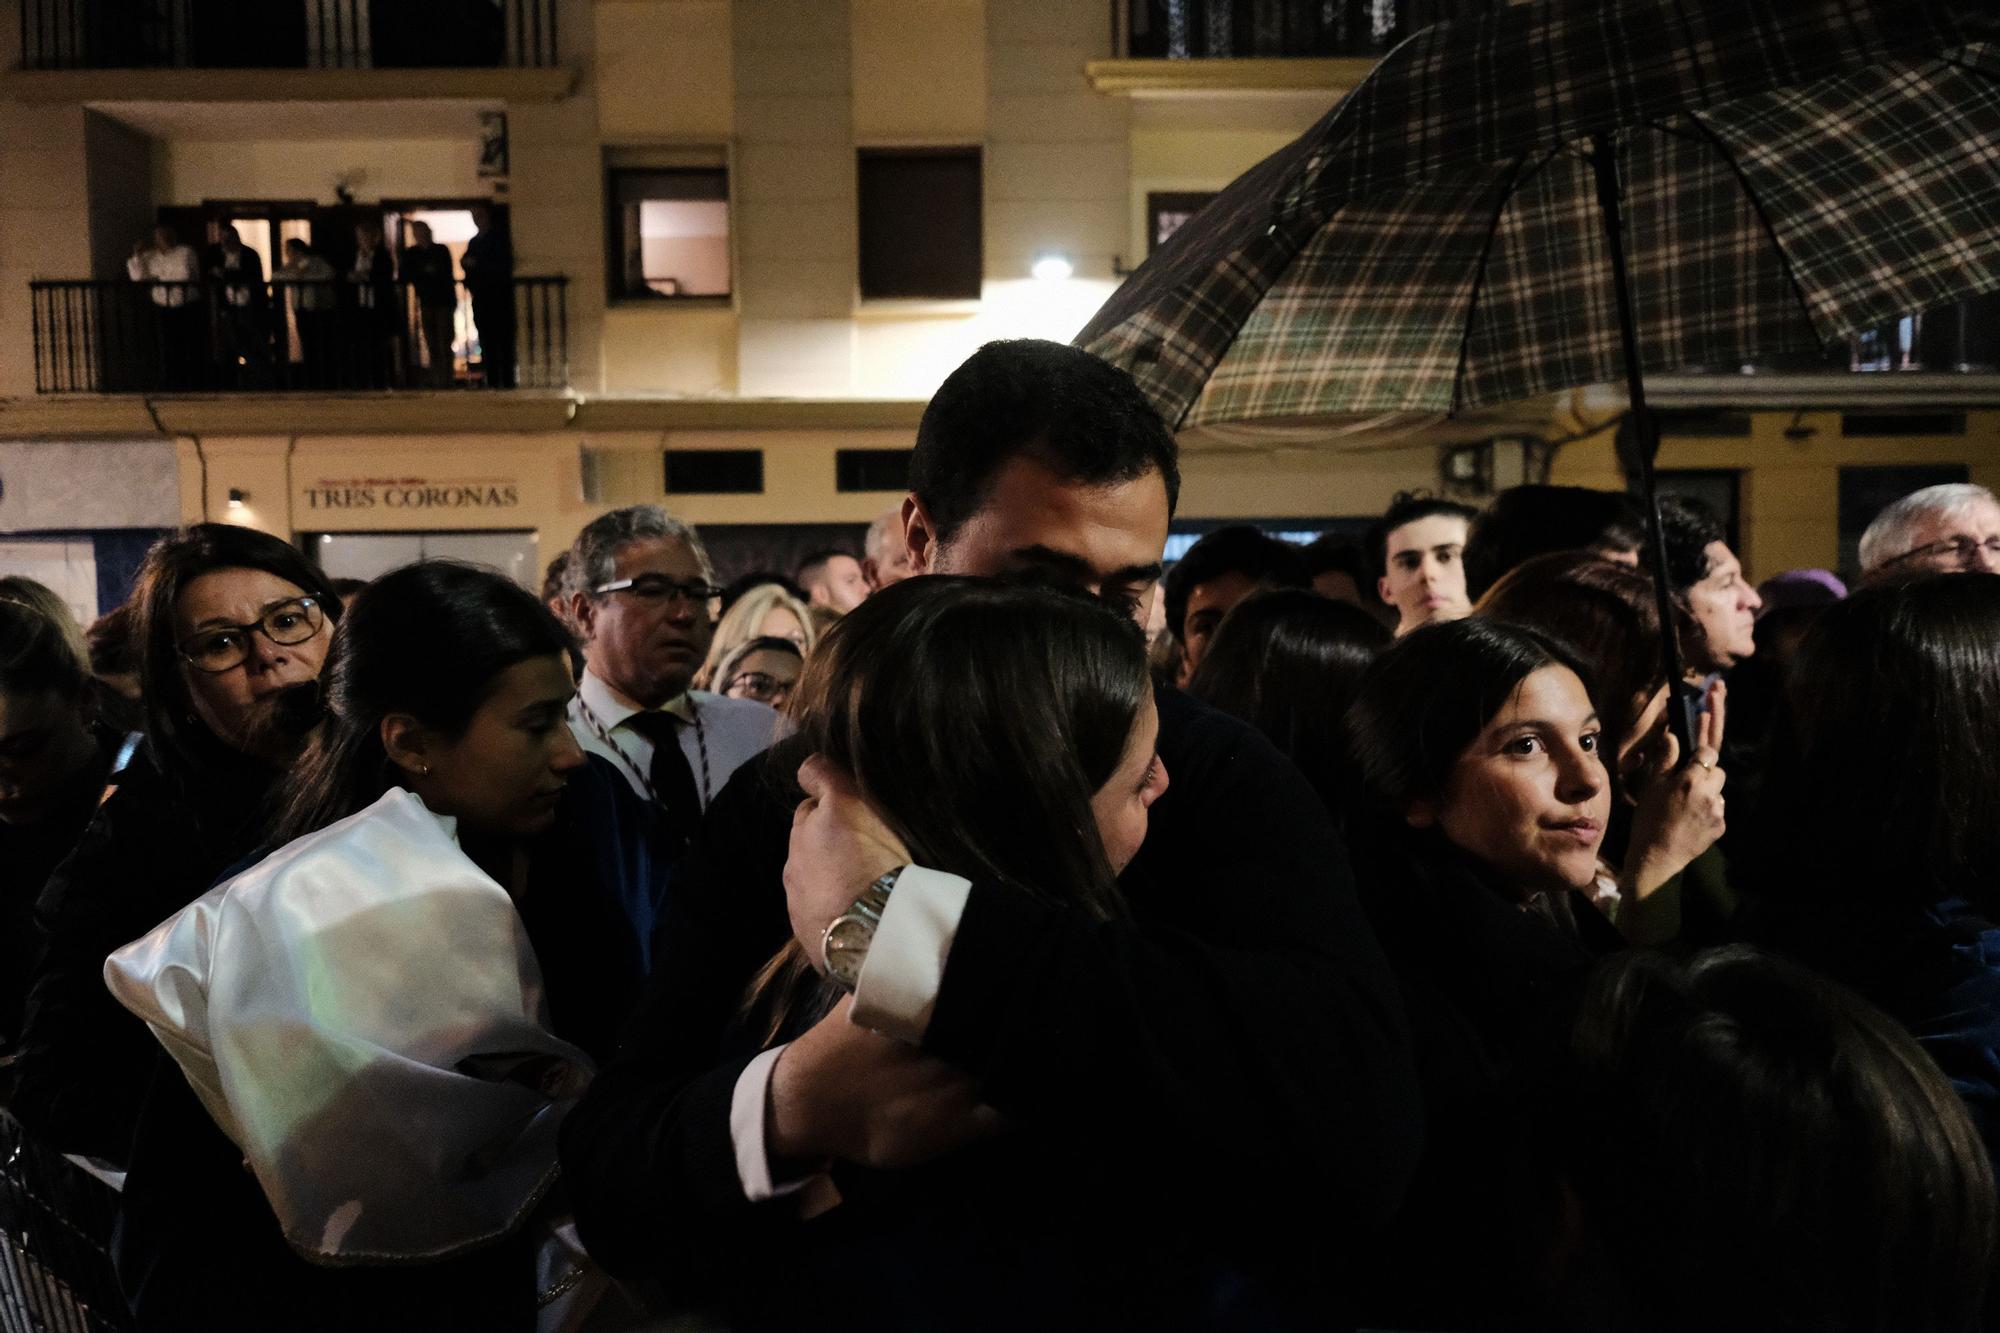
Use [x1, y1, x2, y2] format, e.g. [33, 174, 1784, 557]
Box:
[0, 1114, 132, 1333]
[1116, 0, 1474, 60]
[20, 0, 558, 70]
[28, 276, 569, 394]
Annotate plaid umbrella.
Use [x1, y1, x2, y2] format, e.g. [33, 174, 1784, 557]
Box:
[1078, 0, 2000, 429]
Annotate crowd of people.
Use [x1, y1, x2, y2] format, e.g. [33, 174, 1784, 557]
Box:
[2, 336, 1999, 1331]
[122, 204, 517, 392]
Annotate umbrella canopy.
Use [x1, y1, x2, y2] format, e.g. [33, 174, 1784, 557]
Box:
[1078, 0, 2000, 430]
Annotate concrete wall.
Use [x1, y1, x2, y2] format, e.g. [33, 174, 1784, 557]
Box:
[597, 0, 735, 141]
[509, 0, 607, 389]
[732, 0, 857, 396]
[851, 0, 985, 142]
[152, 137, 485, 206]
[0, 106, 93, 396]
[84, 112, 156, 280]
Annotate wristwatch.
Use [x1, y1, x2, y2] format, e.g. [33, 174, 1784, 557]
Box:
[821, 869, 901, 993]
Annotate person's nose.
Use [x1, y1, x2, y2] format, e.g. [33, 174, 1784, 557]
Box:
[1554, 741, 1605, 806]
[550, 725, 586, 774]
[1742, 582, 1764, 614]
[244, 629, 291, 675]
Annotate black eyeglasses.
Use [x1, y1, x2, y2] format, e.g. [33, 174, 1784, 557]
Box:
[179, 596, 326, 674]
[1884, 535, 2000, 569]
[724, 670, 793, 704]
[592, 575, 724, 606]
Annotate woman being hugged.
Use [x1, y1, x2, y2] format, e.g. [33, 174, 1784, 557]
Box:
[567, 576, 1196, 1330]
[107, 560, 645, 1329]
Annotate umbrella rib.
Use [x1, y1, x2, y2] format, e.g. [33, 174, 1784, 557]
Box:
[1448, 152, 1539, 417]
[1680, 113, 1827, 345]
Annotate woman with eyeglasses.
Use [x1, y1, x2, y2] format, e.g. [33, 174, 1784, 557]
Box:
[712, 634, 804, 711]
[6, 525, 339, 1325]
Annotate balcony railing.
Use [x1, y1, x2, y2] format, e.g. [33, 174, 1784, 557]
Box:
[20, 0, 558, 70]
[1116, 0, 1484, 60]
[29, 276, 568, 394]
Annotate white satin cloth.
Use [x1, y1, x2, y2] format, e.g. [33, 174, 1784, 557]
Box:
[103, 788, 593, 1265]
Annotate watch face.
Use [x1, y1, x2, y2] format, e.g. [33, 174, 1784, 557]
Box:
[824, 916, 872, 988]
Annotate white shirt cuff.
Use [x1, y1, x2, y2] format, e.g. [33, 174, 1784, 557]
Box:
[729, 1044, 815, 1203]
[850, 865, 973, 1044]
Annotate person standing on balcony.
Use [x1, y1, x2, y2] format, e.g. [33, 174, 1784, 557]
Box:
[276, 238, 336, 389]
[402, 220, 459, 388]
[463, 202, 516, 389]
[209, 225, 271, 389]
[349, 220, 398, 389]
[126, 224, 204, 390]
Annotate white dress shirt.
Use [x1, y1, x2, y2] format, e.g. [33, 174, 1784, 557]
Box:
[126, 244, 201, 307]
[567, 667, 783, 809]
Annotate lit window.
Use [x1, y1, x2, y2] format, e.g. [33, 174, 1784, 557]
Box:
[609, 168, 731, 301]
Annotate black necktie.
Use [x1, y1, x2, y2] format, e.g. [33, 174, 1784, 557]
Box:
[625, 711, 702, 851]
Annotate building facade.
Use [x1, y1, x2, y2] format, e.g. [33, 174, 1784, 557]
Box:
[1, 0, 1994, 614]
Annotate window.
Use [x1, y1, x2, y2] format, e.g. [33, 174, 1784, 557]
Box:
[1147, 191, 1218, 253]
[835, 449, 914, 493]
[608, 167, 731, 301]
[665, 450, 763, 495]
[857, 149, 982, 300]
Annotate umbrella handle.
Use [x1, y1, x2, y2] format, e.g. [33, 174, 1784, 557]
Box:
[1590, 134, 1700, 769]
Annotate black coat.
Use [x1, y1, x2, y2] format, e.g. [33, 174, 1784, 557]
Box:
[1345, 829, 1623, 1331]
[561, 687, 1422, 1330]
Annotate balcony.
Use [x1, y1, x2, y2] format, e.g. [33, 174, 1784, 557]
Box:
[30, 276, 568, 393]
[1091, 0, 1488, 94]
[7, 0, 573, 101]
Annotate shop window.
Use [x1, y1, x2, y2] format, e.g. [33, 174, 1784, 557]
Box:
[858, 149, 982, 300]
[608, 167, 732, 301]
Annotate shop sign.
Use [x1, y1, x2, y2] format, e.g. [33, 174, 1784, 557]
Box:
[303, 476, 521, 511]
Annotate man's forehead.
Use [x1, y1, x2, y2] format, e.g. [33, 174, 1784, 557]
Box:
[956, 457, 1169, 571]
[1702, 540, 1741, 577]
[614, 536, 700, 574]
[1916, 500, 2000, 538]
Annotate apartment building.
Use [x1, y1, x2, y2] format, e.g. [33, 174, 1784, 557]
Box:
[0, 0, 1994, 618]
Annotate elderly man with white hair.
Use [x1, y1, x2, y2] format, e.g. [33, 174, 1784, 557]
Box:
[1858, 483, 2000, 581]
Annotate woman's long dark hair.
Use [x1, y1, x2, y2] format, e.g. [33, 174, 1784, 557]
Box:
[128, 524, 343, 793]
[1344, 617, 1595, 824]
[266, 560, 573, 846]
[1185, 587, 1387, 806]
[1755, 573, 2000, 921]
[747, 576, 1150, 1037]
[1559, 946, 1996, 1333]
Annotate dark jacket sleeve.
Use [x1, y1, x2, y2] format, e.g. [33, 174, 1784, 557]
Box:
[559, 750, 800, 1285]
[8, 778, 184, 1160]
[923, 691, 1421, 1229]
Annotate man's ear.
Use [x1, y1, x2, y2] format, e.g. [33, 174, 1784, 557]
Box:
[381, 713, 435, 781]
[1377, 575, 1395, 608]
[903, 493, 939, 575]
[569, 589, 597, 642]
[1404, 798, 1438, 829]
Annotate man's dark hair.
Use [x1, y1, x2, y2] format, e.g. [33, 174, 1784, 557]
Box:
[911, 340, 1179, 543]
[796, 549, 856, 588]
[1300, 533, 1369, 587]
[1463, 485, 1646, 601]
[1162, 526, 1308, 643]
[1655, 495, 1727, 594]
[1367, 491, 1478, 583]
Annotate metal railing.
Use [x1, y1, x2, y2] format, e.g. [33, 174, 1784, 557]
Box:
[0, 1113, 132, 1333]
[29, 276, 568, 394]
[21, 0, 558, 70]
[1116, 0, 1480, 60]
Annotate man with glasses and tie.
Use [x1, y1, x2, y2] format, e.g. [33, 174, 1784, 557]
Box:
[1859, 482, 2000, 583]
[566, 505, 782, 858]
